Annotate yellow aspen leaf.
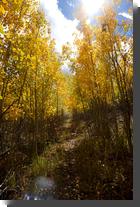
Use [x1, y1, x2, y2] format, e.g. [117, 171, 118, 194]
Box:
[32, 56, 36, 62]
[0, 24, 4, 34]
[0, 5, 6, 15]
[27, 54, 30, 59]
[2, 0, 7, 4]
[13, 48, 17, 52]
[20, 50, 24, 57]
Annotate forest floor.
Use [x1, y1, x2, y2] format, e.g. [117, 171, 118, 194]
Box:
[18, 115, 88, 199]
[5, 114, 132, 200]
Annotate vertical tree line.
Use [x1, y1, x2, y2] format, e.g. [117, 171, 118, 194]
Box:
[0, 0, 65, 157]
[66, 2, 133, 157]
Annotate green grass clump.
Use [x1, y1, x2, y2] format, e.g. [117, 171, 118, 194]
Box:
[31, 156, 48, 177]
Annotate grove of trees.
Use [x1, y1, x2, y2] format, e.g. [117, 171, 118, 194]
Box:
[0, 0, 133, 200]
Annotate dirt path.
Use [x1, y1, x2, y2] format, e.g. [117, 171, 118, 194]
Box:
[51, 116, 85, 199]
[21, 115, 85, 200]
[16, 115, 133, 200]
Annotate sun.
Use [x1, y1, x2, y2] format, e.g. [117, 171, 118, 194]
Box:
[134, 0, 140, 7]
[81, 0, 105, 17]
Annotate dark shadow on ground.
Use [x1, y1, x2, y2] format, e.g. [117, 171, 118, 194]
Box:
[53, 137, 133, 200]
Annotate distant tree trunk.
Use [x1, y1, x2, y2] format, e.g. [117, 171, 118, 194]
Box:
[34, 57, 38, 156]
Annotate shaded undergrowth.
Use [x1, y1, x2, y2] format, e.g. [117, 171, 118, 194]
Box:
[13, 116, 133, 200]
[54, 137, 132, 200]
